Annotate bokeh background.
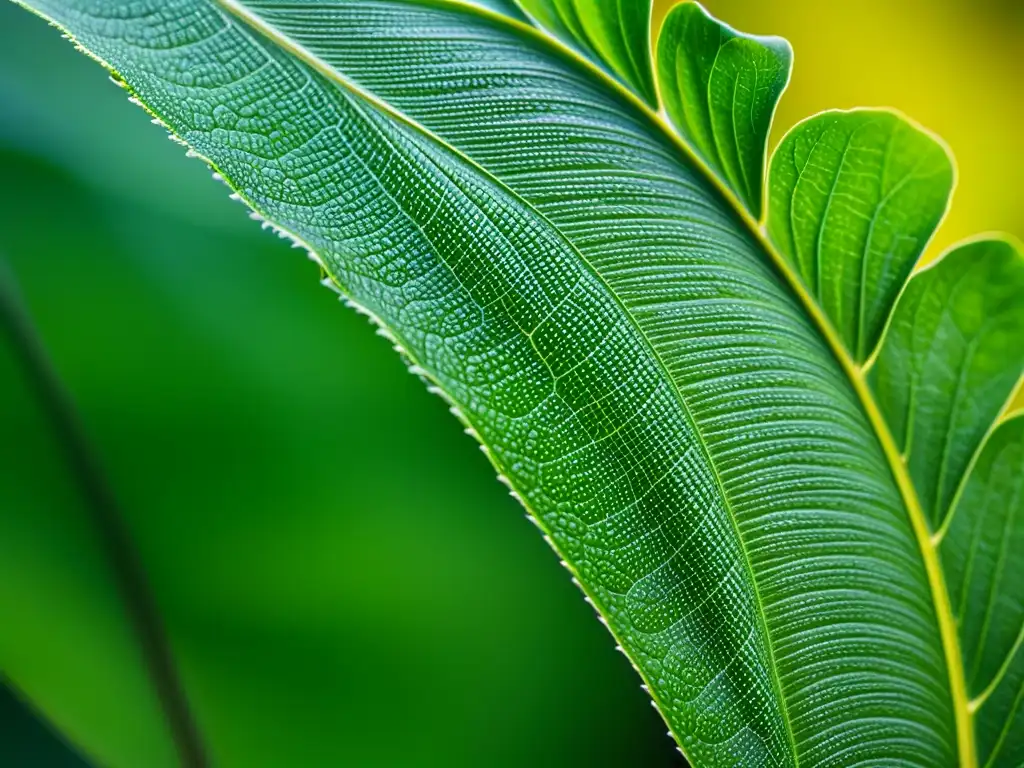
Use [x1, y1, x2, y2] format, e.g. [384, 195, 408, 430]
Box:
[0, 0, 1020, 765]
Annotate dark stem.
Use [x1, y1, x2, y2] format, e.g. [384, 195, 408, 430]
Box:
[0, 258, 208, 768]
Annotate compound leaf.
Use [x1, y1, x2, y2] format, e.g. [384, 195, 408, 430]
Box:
[5, 1, 1021, 766]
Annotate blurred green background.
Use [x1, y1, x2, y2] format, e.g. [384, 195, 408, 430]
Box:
[0, 1, 1020, 766]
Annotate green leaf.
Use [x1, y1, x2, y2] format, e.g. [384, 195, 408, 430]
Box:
[5, 0, 1021, 766]
[464, 0, 529, 21]
[939, 414, 1024, 768]
[869, 236, 1024, 768]
[657, 1, 790, 217]
[516, 0, 657, 104]
[766, 109, 955, 362]
[869, 237, 1024, 531]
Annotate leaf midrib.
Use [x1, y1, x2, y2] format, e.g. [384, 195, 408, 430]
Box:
[211, 0, 976, 763]
[32, 0, 976, 762]
[494, 5, 977, 762]
[386, 1, 977, 762]
[214, 0, 805, 761]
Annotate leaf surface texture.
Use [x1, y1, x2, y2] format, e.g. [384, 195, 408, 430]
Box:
[766, 109, 954, 363]
[657, 1, 790, 216]
[940, 414, 1024, 768]
[7, 0, 1024, 765]
[516, 0, 656, 104]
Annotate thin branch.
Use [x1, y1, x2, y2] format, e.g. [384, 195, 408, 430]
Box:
[0, 257, 208, 768]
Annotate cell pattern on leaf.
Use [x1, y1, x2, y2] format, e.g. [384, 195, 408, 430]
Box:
[11, 0, 1004, 766]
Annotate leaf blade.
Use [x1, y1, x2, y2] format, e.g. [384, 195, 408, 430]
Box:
[939, 414, 1024, 767]
[4, 0, 986, 765]
[869, 237, 1024, 532]
[766, 109, 955, 363]
[657, 1, 790, 217]
[516, 0, 656, 104]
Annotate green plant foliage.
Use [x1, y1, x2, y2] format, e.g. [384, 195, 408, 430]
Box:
[939, 414, 1024, 767]
[869, 237, 1024, 530]
[516, 0, 656, 104]
[5, 0, 1022, 766]
[868, 236, 1024, 768]
[766, 109, 956, 362]
[468, 0, 529, 21]
[657, 1, 790, 216]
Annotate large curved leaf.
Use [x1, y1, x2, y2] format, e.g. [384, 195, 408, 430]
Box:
[5, 0, 1022, 765]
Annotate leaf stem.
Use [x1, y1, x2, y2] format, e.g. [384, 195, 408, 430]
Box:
[0, 258, 208, 768]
